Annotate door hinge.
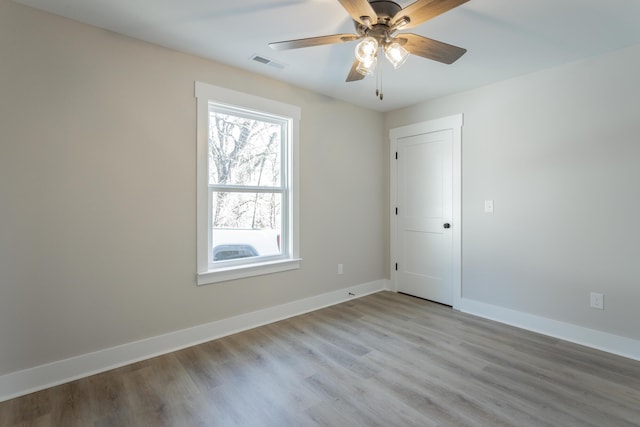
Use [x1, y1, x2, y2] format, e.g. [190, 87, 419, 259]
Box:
[395, 151, 398, 160]
[395, 263, 398, 271]
[395, 207, 398, 215]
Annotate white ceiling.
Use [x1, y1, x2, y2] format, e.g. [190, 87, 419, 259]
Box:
[13, 0, 640, 112]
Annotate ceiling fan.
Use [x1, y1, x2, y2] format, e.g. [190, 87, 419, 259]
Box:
[269, 0, 470, 91]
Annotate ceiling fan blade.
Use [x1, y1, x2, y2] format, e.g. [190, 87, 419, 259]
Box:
[399, 33, 467, 64]
[337, 0, 377, 26]
[346, 59, 365, 82]
[392, 0, 470, 30]
[269, 34, 358, 50]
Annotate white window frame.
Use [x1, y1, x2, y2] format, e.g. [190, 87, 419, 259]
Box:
[195, 82, 301, 285]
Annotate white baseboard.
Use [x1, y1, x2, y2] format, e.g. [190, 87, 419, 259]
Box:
[4, 284, 634, 403]
[0, 279, 388, 403]
[458, 298, 640, 362]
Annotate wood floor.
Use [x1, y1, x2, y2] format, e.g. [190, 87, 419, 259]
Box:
[1, 291, 639, 426]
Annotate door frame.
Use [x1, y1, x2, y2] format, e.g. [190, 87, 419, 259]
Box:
[390, 114, 463, 309]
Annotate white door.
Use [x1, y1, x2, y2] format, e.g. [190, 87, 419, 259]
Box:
[396, 129, 454, 305]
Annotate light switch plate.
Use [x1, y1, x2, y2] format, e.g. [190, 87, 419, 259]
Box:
[484, 200, 494, 213]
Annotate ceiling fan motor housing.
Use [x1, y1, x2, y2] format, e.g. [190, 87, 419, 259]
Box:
[370, 0, 402, 22]
[355, 0, 404, 40]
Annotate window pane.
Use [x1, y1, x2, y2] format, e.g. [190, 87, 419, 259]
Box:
[212, 192, 282, 261]
[208, 110, 282, 187]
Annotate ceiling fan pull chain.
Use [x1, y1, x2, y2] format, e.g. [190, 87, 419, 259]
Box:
[379, 54, 384, 101]
[374, 48, 380, 98]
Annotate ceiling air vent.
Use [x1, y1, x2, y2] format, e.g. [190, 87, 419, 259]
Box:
[250, 54, 285, 69]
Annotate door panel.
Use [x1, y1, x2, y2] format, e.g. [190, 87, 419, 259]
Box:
[397, 129, 453, 305]
[405, 141, 443, 219]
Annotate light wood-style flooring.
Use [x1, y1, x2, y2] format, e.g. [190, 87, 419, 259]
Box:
[1, 291, 639, 426]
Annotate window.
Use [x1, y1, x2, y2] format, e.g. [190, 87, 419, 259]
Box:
[195, 82, 300, 285]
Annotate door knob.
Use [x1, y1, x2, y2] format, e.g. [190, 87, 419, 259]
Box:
[443, 223, 451, 229]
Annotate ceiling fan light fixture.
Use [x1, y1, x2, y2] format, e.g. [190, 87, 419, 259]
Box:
[355, 36, 379, 63]
[385, 42, 409, 69]
[356, 55, 377, 76]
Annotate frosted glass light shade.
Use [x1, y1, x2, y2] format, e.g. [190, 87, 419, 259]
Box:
[385, 42, 409, 69]
[356, 56, 377, 76]
[355, 37, 379, 62]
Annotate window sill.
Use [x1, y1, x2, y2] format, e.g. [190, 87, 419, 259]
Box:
[197, 258, 302, 286]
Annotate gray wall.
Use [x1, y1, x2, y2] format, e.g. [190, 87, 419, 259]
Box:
[0, 0, 386, 375]
[386, 43, 640, 341]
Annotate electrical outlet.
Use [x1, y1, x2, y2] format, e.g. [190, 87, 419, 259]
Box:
[590, 292, 604, 310]
[484, 200, 494, 213]
[337, 264, 343, 275]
